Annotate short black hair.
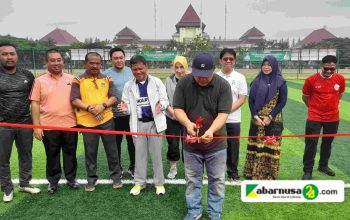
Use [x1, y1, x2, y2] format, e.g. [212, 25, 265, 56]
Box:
[322, 55, 337, 64]
[219, 48, 236, 59]
[109, 47, 125, 59]
[85, 52, 102, 63]
[45, 47, 62, 61]
[0, 42, 17, 50]
[130, 55, 146, 66]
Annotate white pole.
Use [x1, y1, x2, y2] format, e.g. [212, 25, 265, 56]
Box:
[225, 0, 227, 40]
[154, 0, 157, 40]
[200, 0, 203, 37]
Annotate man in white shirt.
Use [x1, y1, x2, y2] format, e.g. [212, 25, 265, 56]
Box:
[216, 48, 247, 181]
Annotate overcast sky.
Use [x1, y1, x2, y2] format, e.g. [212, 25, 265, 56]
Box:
[1, 0, 350, 42]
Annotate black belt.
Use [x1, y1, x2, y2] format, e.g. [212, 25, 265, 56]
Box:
[138, 118, 154, 122]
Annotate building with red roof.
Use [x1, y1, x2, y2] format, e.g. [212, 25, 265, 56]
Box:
[238, 26, 265, 46]
[40, 28, 78, 47]
[172, 4, 209, 43]
[110, 5, 265, 49]
[298, 27, 336, 47]
[112, 26, 141, 46]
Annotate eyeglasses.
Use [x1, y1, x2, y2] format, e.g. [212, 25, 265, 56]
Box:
[222, 57, 234, 62]
[92, 79, 98, 89]
[323, 67, 336, 72]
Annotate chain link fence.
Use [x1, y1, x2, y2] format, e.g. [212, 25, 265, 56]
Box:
[16, 48, 350, 78]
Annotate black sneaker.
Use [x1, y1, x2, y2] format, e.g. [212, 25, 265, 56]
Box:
[302, 172, 312, 180]
[47, 183, 58, 194]
[227, 173, 240, 181]
[318, 167, 335, 176]
[231, 173, 240, 181]
[67, 180, 80, 190]
[84, 180, 98, 192]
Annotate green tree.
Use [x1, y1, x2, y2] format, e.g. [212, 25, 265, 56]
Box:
[142, 44, 154, 51]
[305, 38, 350, 68]
[41, 38, 56, 48]
[188, 35, 210, 52]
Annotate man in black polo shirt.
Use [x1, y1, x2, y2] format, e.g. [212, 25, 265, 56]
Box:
[173, 53, 232, 220]
[0, 42, 40, 203]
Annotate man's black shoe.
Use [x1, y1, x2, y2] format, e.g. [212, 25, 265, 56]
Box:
[318, 167, 335, 176]
[67, 180, 80, 189]
[47, 184, 58, 194]
[302, 172, 312, 180]
[231, 173, 240, 181]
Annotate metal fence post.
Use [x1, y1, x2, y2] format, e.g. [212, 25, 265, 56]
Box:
[32, 49, 36, 76]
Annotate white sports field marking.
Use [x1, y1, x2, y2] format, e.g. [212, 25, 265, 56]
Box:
[11, 179, 239, 186]
[11, 179, 350, 188]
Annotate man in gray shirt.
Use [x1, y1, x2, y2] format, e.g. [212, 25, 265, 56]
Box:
[104, 47, 135, 177]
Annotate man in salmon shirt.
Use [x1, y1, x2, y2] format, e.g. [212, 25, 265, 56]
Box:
[301, 55, 345, 180]
[31, 48, 79, 194]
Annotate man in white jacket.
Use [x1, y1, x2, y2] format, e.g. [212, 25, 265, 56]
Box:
[118, 55, 169, 196]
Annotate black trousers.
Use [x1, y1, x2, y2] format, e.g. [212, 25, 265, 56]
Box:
[226, 123, 240, 176]
[82, 120, 122, 184]
[0, 126, 33, 193]
[42, 130, 78, 185]
[165, 117, 184, 162]
[303, 120, 339, 173]
[113, 116, 135, 170]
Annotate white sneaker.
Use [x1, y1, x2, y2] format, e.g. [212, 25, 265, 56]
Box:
[155, 185, 165, 195]
[19, 185, 41, 194]
[167, 167, 177, 179]
[3, 190, 13, 203]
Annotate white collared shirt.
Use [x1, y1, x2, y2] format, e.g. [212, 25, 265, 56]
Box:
[216, 69, 248, 123]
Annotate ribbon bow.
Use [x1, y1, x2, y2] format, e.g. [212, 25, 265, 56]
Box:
[263, 136, 277, 145]
[185, 116, 204, 143]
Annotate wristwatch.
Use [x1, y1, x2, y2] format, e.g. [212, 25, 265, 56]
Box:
[102, 103, 108, 109]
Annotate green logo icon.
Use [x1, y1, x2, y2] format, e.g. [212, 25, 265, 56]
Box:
[246, 184, 259, 198]
[303, 184, 319, 200]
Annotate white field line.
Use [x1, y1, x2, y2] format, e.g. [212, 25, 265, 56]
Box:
[11, 179, 350, 188]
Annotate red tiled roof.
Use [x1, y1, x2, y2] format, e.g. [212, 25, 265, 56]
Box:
[175, 4, 205, 32]
[300, 28, 336, 46]
[115, 26, 141, 39]
[239, 27, 264, 40]
[40, 28, 78, 44]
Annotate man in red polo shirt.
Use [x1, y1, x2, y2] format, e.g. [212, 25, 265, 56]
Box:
[301, 55, 345, 180]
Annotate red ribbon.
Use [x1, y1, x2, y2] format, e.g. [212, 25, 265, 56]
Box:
[195, 116, 204, 129]
[185, 116, 205, 143]
[263, 136, 277, 145]
[0, 122, 348, 139]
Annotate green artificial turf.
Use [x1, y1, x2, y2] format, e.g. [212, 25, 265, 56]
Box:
[0, 80, 349, 219]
